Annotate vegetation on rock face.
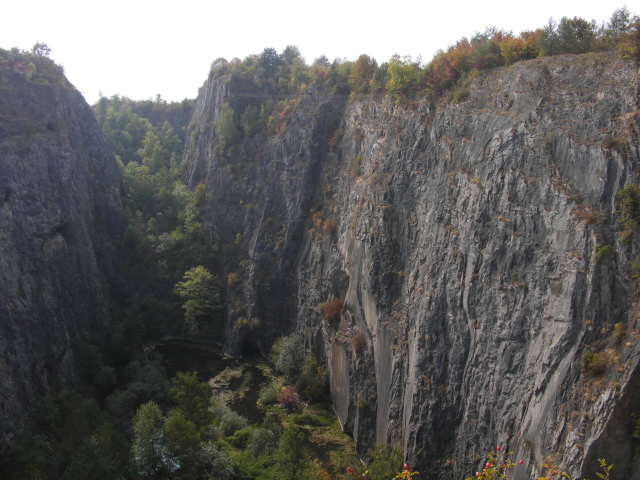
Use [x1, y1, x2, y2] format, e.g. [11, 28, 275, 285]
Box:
[273, 334, 305, 382]
[2, 6, 640, 479]
[175, 266, 223, 333]
[93, 94, 219, 339]
[0, 92, 222, 478]
[618, 183, 640, 244]
[318, 297, 345, 323]
[203, 7, 637, 114]
[0, 43, 68, 87]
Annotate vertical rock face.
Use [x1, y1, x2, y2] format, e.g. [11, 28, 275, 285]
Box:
[184, 74, 345, 356]
[184, 52, 640, 478]
[0, 67, 124, 451]
[305, 53, 640, 480]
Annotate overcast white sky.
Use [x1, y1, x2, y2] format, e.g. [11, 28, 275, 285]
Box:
[1, 1, 628, 105]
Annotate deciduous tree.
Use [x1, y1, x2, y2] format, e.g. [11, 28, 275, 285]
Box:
[274, 334, 305, 383]
[271, 426, 309, 480]
[168, 371, 215, 430]
[175, 266, 222, 333]
[386, 54, 419, 103]
[199, 442, 234, 480]
[131, 402, 167, 478]
[350, 54, 377, 95]
[557, 16, 596, 54]
[163, 412, 200, 472]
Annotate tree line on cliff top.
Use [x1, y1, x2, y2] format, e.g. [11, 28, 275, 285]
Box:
[207, 7, 638, 107]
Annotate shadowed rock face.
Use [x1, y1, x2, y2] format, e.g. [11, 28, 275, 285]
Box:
[184, 52, 640, 479]
[0, 68, 124, 452]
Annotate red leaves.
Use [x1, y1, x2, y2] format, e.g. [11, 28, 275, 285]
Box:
[277, 385, 300, 408]
[320, 297, 344, 321]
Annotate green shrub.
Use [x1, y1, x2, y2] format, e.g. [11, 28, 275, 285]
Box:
[367, 444, 403, 480]
[271, 426, 309, 480]
[620, 229, 634, 244]
[352, 155, 362, 174]
[630, 256, 640, 279]
[274, 334, 305, 383]
[258, 380, 282, 406]
[219, 410, 248, 437]
[240, 104, 260, 136]
[169, 371, 216, 431]
[582, 350, 607, 376]
[190, 129, 199, 145]
[248, 427, 280, 456]
[594, 244, 612, 260]
[199, 442, 234, 480]
[354, 395, 368, 410]
[227, 425, 253, 449]
[450, 88, 469, 103]
[295, 355, 327, 401]
[612, 323, 625, 343]
[618, 183, 640, 244]
[290, 413, 327, 426]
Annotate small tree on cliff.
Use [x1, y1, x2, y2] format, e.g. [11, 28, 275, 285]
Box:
[31, 42, 51, 57]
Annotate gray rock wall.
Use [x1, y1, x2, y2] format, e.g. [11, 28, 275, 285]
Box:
[184, 52, 640, 479]
[0, 69, 124, 452]
[183, 77, 345, 356]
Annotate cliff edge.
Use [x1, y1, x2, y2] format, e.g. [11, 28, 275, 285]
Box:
[182, 51, 640, 478]
[0, 56, 124, 452]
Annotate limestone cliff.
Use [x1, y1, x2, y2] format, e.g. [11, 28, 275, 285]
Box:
[182, 52, 640, 479]
[0, 61, 124, 452]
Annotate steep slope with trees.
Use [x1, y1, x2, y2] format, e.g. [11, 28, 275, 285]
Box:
[1, 7, 640, 478]
[181, 17, 640, 480]
[0, 47, 125, 452]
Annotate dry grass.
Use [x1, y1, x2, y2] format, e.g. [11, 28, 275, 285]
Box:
[322, 217, 338, 235]
[351, 331, 367, 353]
[320, 297, 344, 321]
[571, 204, 606, 225]
[466, 174, 483, 189]
[312, 211, 325, 226]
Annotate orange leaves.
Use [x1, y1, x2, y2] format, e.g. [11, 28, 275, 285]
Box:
[351, 331, 367, 352]
[322, 217, 338, 235]
[500, 31, 541, 65]
[350, 54, 377, 95]
[320, 297, 344, 321]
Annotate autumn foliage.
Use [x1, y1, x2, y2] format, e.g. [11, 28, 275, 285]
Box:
[351, 331, 367, 353]
[319, 297, 344, 322]
[277, 386, 300, 408]
[322, 217, 338, 235]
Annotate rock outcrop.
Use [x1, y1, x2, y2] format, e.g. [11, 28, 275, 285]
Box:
[183, 52, 640, 479]
[0, 63, 124, 452]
